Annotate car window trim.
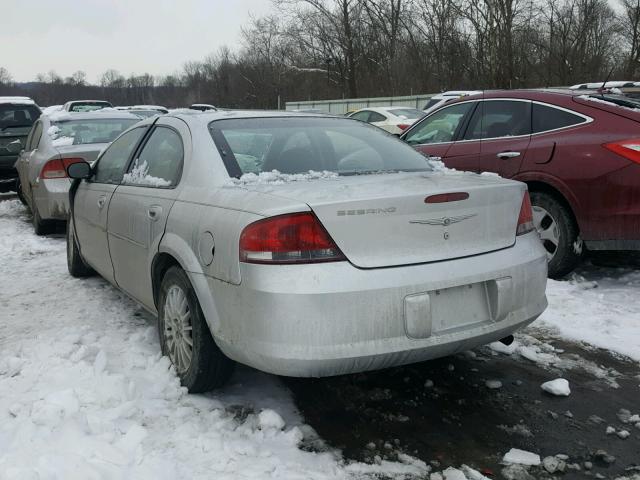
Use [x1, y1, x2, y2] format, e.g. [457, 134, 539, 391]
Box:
[121, 124, 184, 190]
[89, 124, 154, 185]
[530, 100, 593, 135]
[408, 97, 592, 147]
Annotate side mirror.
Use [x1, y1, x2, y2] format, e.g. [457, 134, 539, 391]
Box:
[6, 140, 22, 154]
[67, 161, 92, 179]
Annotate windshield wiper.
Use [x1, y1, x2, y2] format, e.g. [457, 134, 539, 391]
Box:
[590, 95, 640, 110]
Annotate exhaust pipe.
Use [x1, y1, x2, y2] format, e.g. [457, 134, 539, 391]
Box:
[499, 335, 514, 346]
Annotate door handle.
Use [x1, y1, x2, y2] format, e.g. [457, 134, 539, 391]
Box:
[147, 206, 162, 221]
[497, 151, 521, 159]
[97, 196, 106, 209]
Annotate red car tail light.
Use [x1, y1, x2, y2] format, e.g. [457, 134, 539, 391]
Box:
[41, 157, 84, 179]
[603, 139, 640, 165]
[517, 192, 535, 236]
[239, 212, 346, 264]
[398, 124, 411, 131]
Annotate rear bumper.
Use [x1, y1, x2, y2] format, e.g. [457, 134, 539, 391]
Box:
[205, 232, 548, 377]
[32, 178, 71, 220]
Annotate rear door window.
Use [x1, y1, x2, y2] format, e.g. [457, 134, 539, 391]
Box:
[464, 100, 531, 140]
[368, 111, 387, 123]
[532, 103, 587, 133]
[123, 127, 183, 187]
[404, 102, 475, 145]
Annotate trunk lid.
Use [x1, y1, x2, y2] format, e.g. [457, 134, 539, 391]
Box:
[54, 143, 108, 164]
[241, 172, 525, 268]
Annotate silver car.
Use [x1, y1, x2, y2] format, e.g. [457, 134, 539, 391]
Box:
[15, 111, 141, 234]
[65, 111, 548, 392]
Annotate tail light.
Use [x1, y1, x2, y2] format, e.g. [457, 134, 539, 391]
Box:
[41, 157, 84, 179]
[516, 192, 535, 236]
[239, 212, 346, 264]
[603, 139, 640, 165]
[398, 124, 411, 131]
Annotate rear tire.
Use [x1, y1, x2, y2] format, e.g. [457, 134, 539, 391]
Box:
[530, 191, 581, 279]
[66, 216, 94, 277]
[16, 180, 27, 206]
[158, 266, 234, 392]
[32, 203, 55, 236]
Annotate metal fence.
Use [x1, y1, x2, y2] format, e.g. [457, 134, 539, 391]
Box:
[285, 93, 435, 115]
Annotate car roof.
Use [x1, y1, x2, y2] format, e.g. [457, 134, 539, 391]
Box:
[0, 96, 37, 106]
[65, 99, 112, 104]
[44, 110, 142, 122]
[168, 109, 343, 124]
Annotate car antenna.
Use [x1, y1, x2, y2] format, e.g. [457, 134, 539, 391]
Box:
[599, 67, 615, 97]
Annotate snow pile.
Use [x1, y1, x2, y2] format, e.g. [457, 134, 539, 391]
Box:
[539, 268, 640, 362]
[123, 159, 171, 187]
[227, 169, 339, 186]
[540, 378, 571, 396]
[502, 448, 541, 466]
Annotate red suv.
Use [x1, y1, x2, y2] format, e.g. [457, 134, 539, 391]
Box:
[401, 89, 640, 278]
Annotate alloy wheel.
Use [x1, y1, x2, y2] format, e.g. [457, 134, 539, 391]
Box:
[163, 285, 193, 374]
[532, 205, 560, 261]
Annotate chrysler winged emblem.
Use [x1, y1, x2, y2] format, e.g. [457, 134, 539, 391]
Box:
[409, 213, 477, 226]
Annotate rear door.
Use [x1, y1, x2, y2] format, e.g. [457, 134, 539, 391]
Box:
[403, 101, 479, 170]
[462, 99, 532, 178]
[73, 126, 149, 282]
[107, 119, 187, 309]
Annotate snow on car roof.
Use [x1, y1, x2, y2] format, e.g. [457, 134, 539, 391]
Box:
[0, 96, 37, 105]
[46, 110, 142, 122]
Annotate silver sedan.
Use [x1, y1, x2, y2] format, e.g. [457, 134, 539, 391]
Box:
[15, 111, 141, 234]
[65, 110, 548, 392]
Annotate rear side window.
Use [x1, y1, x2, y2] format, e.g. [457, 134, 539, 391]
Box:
[123, 127, 183, 187]
[532, 104, 587, 133]
[464, 100, 531, 140]
[209, 117, 432, 177]
[93, 127, 147, 184]
[368, 111, 387, 122]
[404, 102, 475, 145]
[29, 122, 43, 150]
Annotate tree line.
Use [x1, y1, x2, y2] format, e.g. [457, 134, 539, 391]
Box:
[1, 0, 639, 109]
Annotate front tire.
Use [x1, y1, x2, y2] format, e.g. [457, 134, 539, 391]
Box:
[158, 266, 234, 392]
[66, 216, 94, 277]
[530, 191, 581, 279]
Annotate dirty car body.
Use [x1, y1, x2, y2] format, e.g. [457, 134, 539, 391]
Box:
[68, 110, 548, 385]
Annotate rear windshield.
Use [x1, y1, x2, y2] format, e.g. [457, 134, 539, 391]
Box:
[423, 99, 440, 110]
[0, 104, 41, 130]
[209, 117, 432, 177]
[389, 108, 425, 119]
[68, 102, 112, 112]
[48, 118, 139, 146]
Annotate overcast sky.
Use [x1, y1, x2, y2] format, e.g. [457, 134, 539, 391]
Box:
[1, 0, 273, 83]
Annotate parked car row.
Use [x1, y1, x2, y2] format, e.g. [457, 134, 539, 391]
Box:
[9, 85, 638, 393]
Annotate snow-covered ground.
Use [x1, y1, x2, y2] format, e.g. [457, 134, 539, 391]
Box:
[0, 196, 638, 479]
[539, 270, 640, 362]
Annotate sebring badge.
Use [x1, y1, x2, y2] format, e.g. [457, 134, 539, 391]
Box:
[409, 213, 477, 226]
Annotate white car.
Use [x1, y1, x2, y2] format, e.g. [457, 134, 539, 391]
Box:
[422, 91, 483, 114]
[348, 106, 425, 135]
[569, 81, 639, 89]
